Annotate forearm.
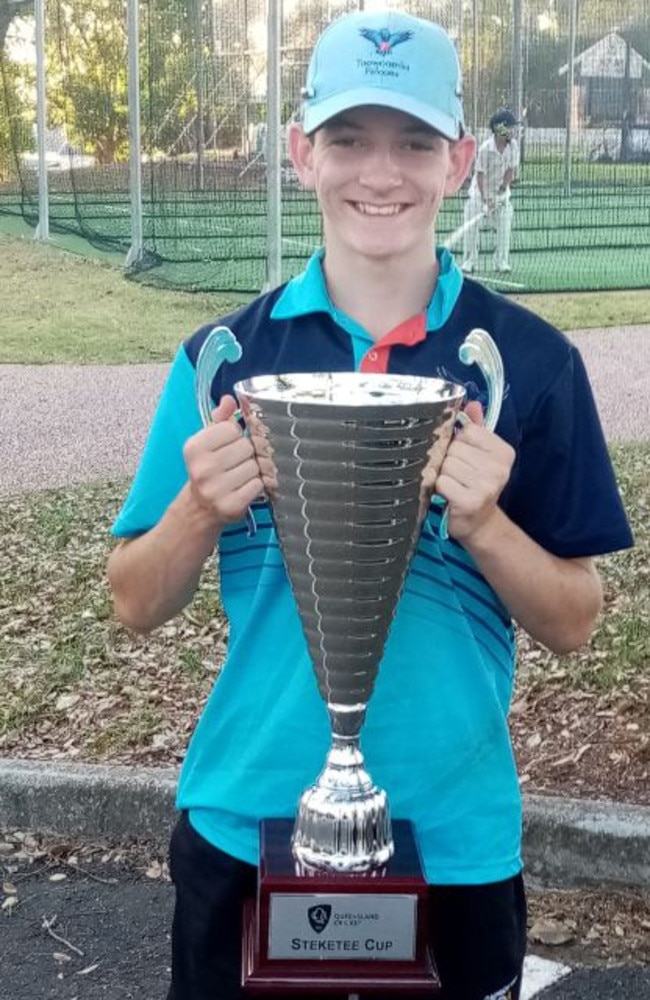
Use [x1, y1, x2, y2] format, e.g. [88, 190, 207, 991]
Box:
[107, 483, 223, 633]
[462, 507, 603, 653]
[500, 168, 514, 191]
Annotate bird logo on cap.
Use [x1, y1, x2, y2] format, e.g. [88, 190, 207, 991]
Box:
[359, 26, 413, 55]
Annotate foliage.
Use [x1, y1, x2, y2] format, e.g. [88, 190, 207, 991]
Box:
[143, 0, 256, 157]
[45, 0, 129, 163]
[0, 53, 32, 180]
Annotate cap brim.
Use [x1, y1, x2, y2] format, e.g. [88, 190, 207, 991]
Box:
[303, 87, 461, 140]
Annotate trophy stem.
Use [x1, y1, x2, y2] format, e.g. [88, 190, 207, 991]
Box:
[291, 710, 393, 872]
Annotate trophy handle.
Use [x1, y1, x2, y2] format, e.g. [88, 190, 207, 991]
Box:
[458, 327, 505, 434]
[438, 328, 505, 541]
[194, 325, 257, 537]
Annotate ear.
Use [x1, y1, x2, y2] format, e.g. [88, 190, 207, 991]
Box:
[288, 122, 316, 189]
[444, 134, 476, 195]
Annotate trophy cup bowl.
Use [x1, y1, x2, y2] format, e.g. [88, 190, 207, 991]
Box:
[234, 372, 467, 873]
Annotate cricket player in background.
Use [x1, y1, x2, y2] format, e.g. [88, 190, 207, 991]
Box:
[462, 108, 520, 274]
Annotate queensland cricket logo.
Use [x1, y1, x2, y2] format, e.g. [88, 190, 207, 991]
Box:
[359, 26, 413, 55]
[307, 904, 332, 934]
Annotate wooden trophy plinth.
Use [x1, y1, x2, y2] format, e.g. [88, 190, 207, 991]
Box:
[242, 819, 440, 996]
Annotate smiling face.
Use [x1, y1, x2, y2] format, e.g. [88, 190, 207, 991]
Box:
[289, 105, 475, 267]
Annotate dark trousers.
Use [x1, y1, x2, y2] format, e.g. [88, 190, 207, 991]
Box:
[167, 812, 527, 1000]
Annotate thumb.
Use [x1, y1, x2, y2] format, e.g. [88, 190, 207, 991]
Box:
[463, 400, 485, 425]
[210, 394, 238, 423]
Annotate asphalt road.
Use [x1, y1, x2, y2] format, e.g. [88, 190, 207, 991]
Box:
[0, 861, 647, 1000]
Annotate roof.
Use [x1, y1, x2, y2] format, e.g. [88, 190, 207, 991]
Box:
[559, 32, 650, 79]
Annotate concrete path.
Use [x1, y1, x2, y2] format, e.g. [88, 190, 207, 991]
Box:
[1, 326, 649, 497]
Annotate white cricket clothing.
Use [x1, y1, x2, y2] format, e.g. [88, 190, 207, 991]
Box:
[463, 135, 519, 270]
[468, 135, 520, 201]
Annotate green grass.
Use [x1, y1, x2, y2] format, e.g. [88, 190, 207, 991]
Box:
[0, 232, 247, 364]
[1, 231, 649, 365]
[510, 289, 650, 331]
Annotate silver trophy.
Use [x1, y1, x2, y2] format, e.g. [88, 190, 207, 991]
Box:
[196, 329, 504, 875]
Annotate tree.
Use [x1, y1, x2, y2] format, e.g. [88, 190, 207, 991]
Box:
[46, 0, 129, 164]
[1, 0, 33, 53]
[1, 2, 33, 180]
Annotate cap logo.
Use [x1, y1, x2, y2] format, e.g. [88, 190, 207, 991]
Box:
[359, 26, 413, 56]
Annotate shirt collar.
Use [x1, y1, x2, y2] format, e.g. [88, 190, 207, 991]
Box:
[271, 247, 463, 333]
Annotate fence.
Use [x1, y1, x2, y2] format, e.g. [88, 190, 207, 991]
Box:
[1, 0, 649, 294]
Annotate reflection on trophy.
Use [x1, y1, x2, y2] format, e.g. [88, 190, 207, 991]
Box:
[195, 330, 504, 993]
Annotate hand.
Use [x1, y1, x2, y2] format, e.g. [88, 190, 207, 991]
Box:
[436, 401, 515, 544]
[484, 198, 496, 213]
[182, 395, 264, 527]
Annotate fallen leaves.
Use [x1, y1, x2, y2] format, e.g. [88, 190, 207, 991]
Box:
[527, 886, 650, 965]
[0, 453, 647, 809]
[529, 916, 576, 946]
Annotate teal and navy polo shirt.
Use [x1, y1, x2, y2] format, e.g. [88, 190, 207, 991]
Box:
[112, 249, 632, 885]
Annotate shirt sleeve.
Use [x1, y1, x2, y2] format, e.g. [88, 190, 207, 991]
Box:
[501, 346, 633, 558]
[111, 344, 202, 538]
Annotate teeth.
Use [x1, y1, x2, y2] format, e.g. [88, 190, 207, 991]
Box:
[355, 203, 403, 216]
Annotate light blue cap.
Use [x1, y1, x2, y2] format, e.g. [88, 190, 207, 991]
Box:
[301, 9, 465, 140]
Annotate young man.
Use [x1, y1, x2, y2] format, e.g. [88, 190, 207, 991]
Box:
[107, 10, 632, 1000]
[462, 108, 520, 274]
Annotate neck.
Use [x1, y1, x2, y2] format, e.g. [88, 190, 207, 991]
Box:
[322, 246, 439, 341]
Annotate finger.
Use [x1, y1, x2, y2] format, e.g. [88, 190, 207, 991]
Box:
[184, 420, 251, 468]
[210, 394, 238, 423]
[207, 433, 256, 472]
[439, 454, 488, 491]
[434, 472, 473, 507]
[218, 456, 263, 492]
[463, 400, 485, 426]
[195, 418, 244, 451]
[452, 424, 497, 458]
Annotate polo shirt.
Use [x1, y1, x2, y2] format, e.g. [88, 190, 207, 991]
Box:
[112, 248, 632, 885]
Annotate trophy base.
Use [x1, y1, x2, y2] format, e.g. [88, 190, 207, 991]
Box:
[241, 819, 440, 997]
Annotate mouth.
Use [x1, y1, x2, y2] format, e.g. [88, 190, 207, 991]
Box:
[351, 202, 408, 217]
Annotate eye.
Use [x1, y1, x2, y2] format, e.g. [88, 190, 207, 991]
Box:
[402, 138, 437, 152]
[331, 135, 363, 148]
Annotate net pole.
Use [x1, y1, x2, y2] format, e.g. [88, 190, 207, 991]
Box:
[471, 0, 479, 136]
[34, 0, 49, 241]
[563, 0, 578, 197]
[192, 0, 205, 192]
[125, 0, 144, 268]
[264, 0, 282, 291]
[512, 0, 524, 124]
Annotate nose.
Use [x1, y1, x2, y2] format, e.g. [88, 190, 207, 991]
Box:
[358, 145, 402, 192]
